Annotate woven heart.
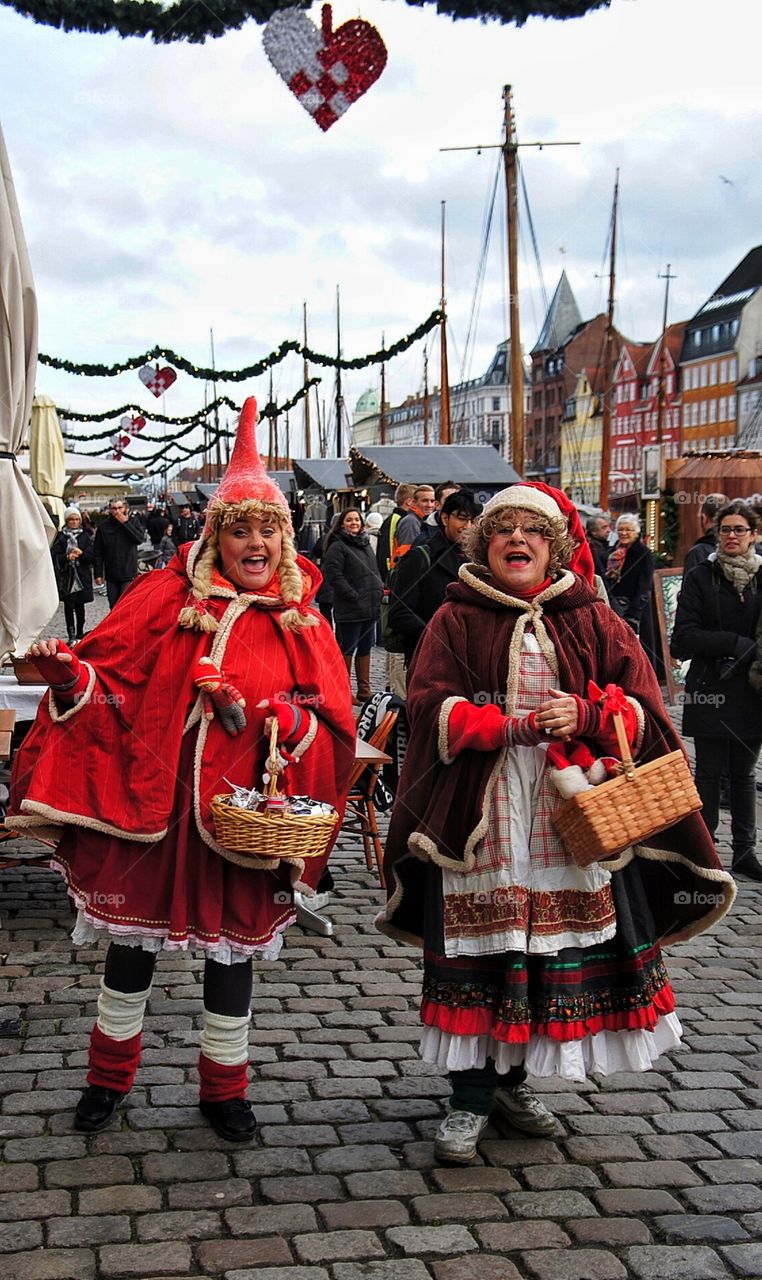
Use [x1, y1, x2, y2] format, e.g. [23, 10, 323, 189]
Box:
[263, 4, 387, 133]
[139, 364, 177, 397]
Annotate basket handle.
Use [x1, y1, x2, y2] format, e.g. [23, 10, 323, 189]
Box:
[610, 705, 636, 781]
[266, 719, 282, 799]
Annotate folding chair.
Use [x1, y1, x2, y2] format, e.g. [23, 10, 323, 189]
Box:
[343, 709, 398, 888]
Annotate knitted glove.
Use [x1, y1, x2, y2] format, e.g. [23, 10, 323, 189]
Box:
[193, 657, 247, 737]
[572, 682, 637, 756]
[447, 700, 542, 758]
[28, 640, 90, 703]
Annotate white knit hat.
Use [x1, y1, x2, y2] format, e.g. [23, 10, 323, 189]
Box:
[481, 484, 566, 528]
[63, 506, 81, 521]
[364, 512, 383, 530]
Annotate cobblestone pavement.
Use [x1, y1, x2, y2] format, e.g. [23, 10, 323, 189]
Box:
[1, 640, 762, 1279]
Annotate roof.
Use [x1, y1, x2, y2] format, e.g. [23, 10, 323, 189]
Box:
[291, 458, 354, 492]
[268, 470, 295, 496]
[349, 445, 520, 488]
[531, 271, 583, 355]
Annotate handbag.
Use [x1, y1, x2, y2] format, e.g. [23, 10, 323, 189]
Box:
[60, 561, 85, 599]
[551, 706, 701, 868]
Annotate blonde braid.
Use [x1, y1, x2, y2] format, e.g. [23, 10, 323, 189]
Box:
[278, 536, 319, 633]
[178, 536, 219, 633]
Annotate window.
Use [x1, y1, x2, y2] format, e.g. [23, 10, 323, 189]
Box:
[492, 397, 500, 411]
[709, 400, 717, 424]
[710, 362, 717, 384]
[709, 437, 716, 451]
[729, 357, 737, 380]
[700, 402, 708, 426]
[683, 404, 690, 426]
[700, 365, 708, 388]
[692, 403, 700, 426]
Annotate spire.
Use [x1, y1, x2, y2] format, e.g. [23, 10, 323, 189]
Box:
[532, 270, 583, 354]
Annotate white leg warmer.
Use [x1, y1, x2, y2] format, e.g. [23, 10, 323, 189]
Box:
[199, 1009, 251, 1067]
[96, 980, 152, 1042]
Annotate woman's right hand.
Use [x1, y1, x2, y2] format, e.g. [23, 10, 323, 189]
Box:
[26, 638, 73, 665]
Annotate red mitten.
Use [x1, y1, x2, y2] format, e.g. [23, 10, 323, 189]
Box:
[29, 641, 90, 703]
[260, 698, 308, 753]
[447, 700, 541, 757]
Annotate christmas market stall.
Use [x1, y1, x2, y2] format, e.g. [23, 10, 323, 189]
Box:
[349, 444, 521, 506]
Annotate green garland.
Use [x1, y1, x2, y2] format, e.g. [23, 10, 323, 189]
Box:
[64, 379, 319, 471]
[2, 1, 612, 42]
[39, 311, 442, 380]
[59, 395, 242, 425]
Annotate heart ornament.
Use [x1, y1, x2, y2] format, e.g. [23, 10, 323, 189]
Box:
[139, 364, 177, 398]
[129, 415, 147, 435]
[263, 4, 387, 132]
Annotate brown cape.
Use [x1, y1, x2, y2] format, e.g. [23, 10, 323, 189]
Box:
[377, 566, 735, 948]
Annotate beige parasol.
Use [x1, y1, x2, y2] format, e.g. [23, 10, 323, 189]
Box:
[0, 121, 58, 658]
[29, 394, 66, 525]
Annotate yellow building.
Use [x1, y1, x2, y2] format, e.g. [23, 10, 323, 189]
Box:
[560, 368, 603, 504]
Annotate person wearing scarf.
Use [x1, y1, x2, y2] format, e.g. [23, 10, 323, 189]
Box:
[321, 507, 384, 704]
[10, 399, 356, 1142]
[51, 507, 95, 644]
[672, 500, 762, 881]
[378, 482, 734, 1165]
[604, 513, 658, 670]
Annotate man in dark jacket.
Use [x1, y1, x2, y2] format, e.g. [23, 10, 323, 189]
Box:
[93, 499, 145, 608]
[174, 504, 201, 546]
[388, 489, 482, 666]
[586, 513, 611, 578]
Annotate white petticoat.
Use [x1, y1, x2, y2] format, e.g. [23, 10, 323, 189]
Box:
[420, 1011, 682, 1082]
[71, 907, 288, 966]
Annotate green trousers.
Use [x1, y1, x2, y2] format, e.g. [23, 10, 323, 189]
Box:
[449, 1059, 527, 1116]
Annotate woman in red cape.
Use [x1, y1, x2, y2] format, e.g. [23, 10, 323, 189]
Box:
[376, 482, 735, 1164]
[10, 399, 356, 1142]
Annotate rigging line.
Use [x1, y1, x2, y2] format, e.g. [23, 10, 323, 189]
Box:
[519, 159, 549, 342]
[459, 150, 502, 393]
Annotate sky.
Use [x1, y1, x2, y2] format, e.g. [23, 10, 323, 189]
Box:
[2, 0, 762, 475]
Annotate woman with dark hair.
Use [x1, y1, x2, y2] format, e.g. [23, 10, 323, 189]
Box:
[672, 500, 762, 881]
[378, 481, 733, 1165]
[321, 507, 384, 703]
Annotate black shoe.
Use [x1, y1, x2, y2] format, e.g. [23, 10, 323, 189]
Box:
[74, 1085, 125, 1132]
[731, 851, 762, 882]
[199, 1097, 257, 1143]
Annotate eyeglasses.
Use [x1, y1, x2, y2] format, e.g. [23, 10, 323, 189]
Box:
[492, 524, 549, 539]
[719, 525, 752, 536]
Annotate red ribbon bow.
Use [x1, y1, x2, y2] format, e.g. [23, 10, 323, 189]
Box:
[588, 680, 629, 723]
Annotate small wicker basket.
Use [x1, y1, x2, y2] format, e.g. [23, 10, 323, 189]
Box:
[551, 708, 702, 868]
[210, 721, 339, 869]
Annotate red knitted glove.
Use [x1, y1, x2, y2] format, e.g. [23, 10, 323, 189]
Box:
[27, 640, 90, 703]
[572, 682, 637, 756]
[447, 700, 542, 757]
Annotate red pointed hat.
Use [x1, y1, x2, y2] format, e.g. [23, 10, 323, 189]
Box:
[204, 397, 292, 532]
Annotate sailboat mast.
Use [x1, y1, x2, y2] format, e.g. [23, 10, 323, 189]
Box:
[335, 285, 343, 457]
[423, 346, 430, 447]
[656, 264, 676, 446]
[380, 334, 387, 445]
[599, 170, 619, 511]
[267, 367, 274, 469]
[440, 201, 451, 444]
[303, 301, 312, 458]
[503, 85, 524, 474]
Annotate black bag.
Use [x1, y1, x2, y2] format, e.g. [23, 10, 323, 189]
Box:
[59, 561, 85, 599]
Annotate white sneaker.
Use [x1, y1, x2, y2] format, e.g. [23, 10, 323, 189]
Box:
[434, 1108, 490, 1163]
[492, 1082, 557, 1136]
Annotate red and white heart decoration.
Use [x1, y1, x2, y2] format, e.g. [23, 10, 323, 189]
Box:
[120, 414, 147, 436]
[139, 364, 177, 398]
[263, 4, 387, 133]
[111, 431, 132, 459]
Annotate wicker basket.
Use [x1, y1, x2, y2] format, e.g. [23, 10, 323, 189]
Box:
[551, 708, 701, 868]
[210, 722, 339, 869]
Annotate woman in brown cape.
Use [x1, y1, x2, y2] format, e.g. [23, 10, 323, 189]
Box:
[377, 482, 734, 1164]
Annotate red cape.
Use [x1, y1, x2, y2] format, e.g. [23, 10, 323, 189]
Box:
[11, 547, 356, 882]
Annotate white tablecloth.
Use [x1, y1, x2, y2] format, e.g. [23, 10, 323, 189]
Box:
[0, 673, 46, 720]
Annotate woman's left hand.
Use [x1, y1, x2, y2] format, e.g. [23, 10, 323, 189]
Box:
[535, 689, 579, 740]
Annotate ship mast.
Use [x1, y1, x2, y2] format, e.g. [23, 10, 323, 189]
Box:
[598, 171, 619, 511]
[303, 301, 312, 458]
[439, 201, 451, 444]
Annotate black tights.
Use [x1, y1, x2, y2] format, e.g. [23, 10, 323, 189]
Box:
[104, 943, 253, 1017]
[63, 600, 85, 637]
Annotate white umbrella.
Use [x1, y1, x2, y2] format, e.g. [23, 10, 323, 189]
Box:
[0, 121, 58, 658]
[30, 394, 66, 524]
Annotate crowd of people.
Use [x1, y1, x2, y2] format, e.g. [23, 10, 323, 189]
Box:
[13, 412, 758, 1159]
